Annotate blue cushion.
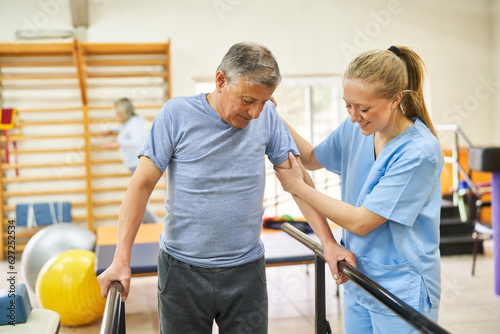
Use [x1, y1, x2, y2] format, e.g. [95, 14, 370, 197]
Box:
[0, 283, 32, 325]
[16, 202, 71, 227]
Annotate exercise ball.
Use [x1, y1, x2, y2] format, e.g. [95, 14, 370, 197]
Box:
[20, 224, 96, 294]
[36, 249, 106, 326]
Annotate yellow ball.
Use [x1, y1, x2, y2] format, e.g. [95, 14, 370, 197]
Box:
[36, 249, 106, 326]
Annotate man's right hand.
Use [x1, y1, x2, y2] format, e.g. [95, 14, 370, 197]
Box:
[97, 262, 132, 301]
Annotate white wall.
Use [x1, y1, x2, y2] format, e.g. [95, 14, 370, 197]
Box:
[0, 0, 497, 145]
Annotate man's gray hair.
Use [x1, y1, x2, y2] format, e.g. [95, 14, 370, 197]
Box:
[216, 42, 281, 88]
[114, 98, 136, 121]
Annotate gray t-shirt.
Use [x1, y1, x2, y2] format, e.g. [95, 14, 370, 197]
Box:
[139, 93, 298, 267]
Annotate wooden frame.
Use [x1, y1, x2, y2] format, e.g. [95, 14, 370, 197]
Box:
[0, 39, 171, 259]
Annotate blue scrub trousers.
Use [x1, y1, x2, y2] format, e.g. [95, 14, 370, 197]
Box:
[343, 288, 439, 334]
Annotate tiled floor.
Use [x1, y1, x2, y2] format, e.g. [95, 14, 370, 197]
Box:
[1, 251, 499, 333]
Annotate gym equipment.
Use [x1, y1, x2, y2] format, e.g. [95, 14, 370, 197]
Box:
[0, 309, 60, 334]
[0, 284, 32, 325]
[16, 202, 71, 227]
[263, 216, 312, 233]
[1, 108, 19, 176]
[469, 146, 500, 295]
[0, 283, 60, 333]
[0, 108, 16, 130]
[36, 249, 105, 326]
[20, 224, 96, 294]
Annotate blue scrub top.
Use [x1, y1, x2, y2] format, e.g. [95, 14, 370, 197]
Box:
[315, 116, 443, 314]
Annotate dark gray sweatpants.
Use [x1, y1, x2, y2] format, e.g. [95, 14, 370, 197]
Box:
[157, 249, 268, 334]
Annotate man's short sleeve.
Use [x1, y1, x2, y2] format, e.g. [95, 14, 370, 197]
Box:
[138, 104, 174, 173]
[265, 104, 299, 166]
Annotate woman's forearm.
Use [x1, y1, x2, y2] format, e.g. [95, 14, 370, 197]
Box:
[293, 182, 386, 236]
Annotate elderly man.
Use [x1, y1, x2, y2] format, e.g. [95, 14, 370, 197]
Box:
[98, 42, 354, 334]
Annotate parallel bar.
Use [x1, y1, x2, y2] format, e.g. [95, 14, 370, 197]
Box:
[282, 223, 324, 258]
[100, 281, 125, 334]
[435, 124, 477, 223]
[281, 223, 451, 334]
[435, 124, 473, 148]
[338, 262, 450, 334]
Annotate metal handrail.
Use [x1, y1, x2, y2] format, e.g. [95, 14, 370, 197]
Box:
[281, 223, 452, 334]
[435, 124, 478, 222]
[100, 281, 126, 334]
[435, 124, 473, 148]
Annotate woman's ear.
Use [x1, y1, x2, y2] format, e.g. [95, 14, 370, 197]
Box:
[392, 92, 403, 109]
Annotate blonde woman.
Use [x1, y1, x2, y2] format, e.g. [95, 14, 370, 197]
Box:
[275, 46, 443, 333]
[102, 98, 158, 223]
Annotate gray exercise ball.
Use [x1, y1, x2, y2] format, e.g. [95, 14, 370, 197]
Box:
[20, 224, 96, 294]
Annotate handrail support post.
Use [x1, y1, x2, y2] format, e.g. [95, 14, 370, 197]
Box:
[315, 254, 331, 333]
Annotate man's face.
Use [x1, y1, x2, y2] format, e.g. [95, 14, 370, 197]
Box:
[215, 72, 276, 128]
